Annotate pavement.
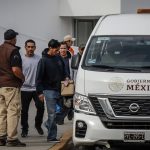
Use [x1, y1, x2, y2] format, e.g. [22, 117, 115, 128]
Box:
[0, 100, 73, 150]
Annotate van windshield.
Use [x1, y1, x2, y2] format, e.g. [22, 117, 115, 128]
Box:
[83, 36, 150, 72]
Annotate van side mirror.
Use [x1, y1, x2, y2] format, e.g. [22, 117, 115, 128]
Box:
[71, 54, 81, 69]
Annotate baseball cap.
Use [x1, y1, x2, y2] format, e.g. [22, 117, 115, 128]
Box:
[63, 34, 76, 42]
[4, 29, 19, 40]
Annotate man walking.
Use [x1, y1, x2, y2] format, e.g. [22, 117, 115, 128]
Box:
[56, 41, 72, 125]
[0, 29, 26, 147]
[36, 39, 69, 142]
[21, 39, 44, 137]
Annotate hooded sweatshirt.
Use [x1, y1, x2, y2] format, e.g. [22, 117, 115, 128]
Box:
[36, 48, 68, 95]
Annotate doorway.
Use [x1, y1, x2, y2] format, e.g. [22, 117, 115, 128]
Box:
[74, 19, 98, 47]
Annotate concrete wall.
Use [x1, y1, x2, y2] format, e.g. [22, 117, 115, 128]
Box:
[121, 0, 150, 14]
[1, 0, 150, 54]
[0, 0, 72, 54]
[59, 0, 121, 16]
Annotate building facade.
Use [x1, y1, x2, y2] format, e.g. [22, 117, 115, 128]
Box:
[0, 0, 150, 54]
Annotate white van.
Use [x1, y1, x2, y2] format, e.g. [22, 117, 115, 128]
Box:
[72, 13, 150, 149]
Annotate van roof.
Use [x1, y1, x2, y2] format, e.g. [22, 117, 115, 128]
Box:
[94, 14, 150, 36]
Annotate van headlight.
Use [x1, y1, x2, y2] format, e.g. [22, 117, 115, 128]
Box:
[73, 93, 96, 115]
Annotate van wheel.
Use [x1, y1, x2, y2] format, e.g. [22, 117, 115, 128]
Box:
[95, 146, 110, 150]
[75, 145, 95, 150]
[73, 145, 95, 150]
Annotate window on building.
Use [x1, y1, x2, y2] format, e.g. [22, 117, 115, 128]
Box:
[74, 19, 98, 47]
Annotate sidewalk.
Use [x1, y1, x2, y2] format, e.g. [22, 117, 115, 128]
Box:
[1, 100, 73, 150]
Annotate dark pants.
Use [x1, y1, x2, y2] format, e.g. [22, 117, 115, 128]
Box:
[21, 91, 44, 131]
[56, 96, 73, 124]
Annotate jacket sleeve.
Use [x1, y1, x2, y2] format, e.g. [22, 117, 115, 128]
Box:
[62, 57, 70, 80]
[35, 58, 45, 95]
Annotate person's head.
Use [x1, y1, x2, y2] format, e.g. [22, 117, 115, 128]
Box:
[78, 44, 85, 55]
[59, 41, 68, 58]
[63, 34, 75, 48]
[4, 29, 18, 45]
[25, 39, 36, 57]
[48, 39, 60, 56]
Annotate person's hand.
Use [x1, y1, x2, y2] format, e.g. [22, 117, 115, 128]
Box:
[64, 80, 69, 87]
[38, 94, 44, 102]
[63, 77, 70, 86]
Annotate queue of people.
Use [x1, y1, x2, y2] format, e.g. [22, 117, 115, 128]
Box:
[0, 29, 84, 147]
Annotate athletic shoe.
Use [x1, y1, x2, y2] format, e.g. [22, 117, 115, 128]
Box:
[0, 139, 6, 146]
[7, 139, 26, 147]
[47, 138, 60, 143]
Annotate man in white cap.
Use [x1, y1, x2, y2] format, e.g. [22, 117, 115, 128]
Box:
[63, 34, 76, 56]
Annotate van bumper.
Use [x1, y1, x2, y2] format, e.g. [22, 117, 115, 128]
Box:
[73, 112, 150, 146]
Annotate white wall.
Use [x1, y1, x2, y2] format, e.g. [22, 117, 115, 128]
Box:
[121, 0, 150, 14]
[0, 0, 72, 54]
[59, 0, 121, 16]
[1, 0, 150, 54]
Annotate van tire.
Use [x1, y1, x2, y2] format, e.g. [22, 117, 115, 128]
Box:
[75, 145, 95, 150]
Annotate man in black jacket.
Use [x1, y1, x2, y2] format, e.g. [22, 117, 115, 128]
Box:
[36, 39, 69, 142]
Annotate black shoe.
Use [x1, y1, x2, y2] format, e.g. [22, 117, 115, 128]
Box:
[7, 139, 26, 147]
[57, 121, 64, 125]
[0, 139, 6, 146]
[47, 138, 60, 143]
[21, 130, 28, 138]
[35, 126, 44, 135]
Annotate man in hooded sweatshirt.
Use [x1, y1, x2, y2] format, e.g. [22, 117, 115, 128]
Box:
[36, 39, 69, 142]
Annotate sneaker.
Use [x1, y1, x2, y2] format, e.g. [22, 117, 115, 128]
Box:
[7, 139, 26, 147]
[21, 130, 28, 138]
[47, 138, 60, 143]
[0, 139, 6, 146]
[35, 126, 44, 135]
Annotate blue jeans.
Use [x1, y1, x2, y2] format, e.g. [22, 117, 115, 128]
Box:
[43, 90, 60, 140]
